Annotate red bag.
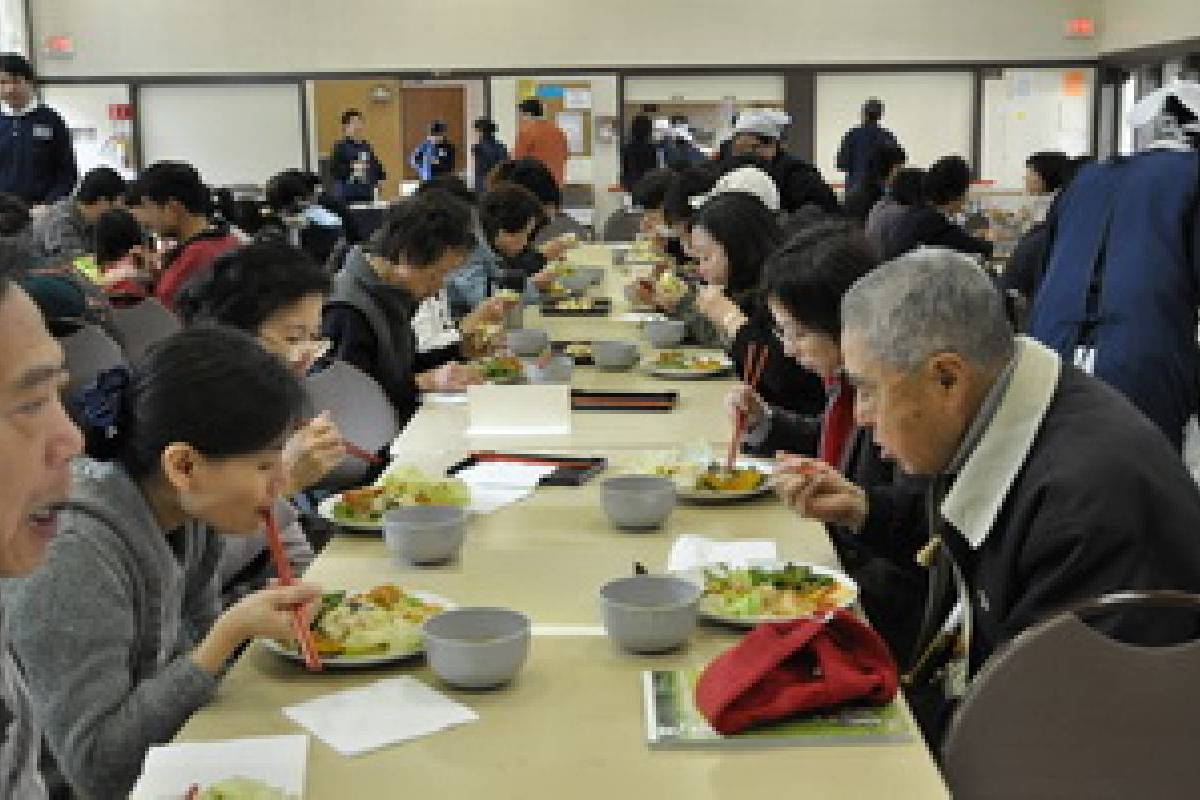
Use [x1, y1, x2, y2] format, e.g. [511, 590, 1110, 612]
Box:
[695, 610, 898, 735]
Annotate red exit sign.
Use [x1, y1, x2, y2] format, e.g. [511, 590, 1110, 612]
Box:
[1065, 17, 1096, 38]
[43, 35, 74, 56]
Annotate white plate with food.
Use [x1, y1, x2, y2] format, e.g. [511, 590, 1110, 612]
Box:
[679, 561, 858, 626]
[317, 466, 472, 531]
[640, 453, 774, 504]
[643, 351, 733, 379]
[260, 584, 453, 668]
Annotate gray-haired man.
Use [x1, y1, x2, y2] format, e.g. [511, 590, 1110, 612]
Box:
[834, 247, 1200, 742]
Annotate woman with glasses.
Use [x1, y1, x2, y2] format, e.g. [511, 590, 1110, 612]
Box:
[176, 240, 343, 606]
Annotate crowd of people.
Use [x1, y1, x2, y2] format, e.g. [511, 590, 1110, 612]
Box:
[2, 44, 1200, 798]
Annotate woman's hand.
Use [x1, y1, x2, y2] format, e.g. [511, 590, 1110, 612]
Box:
[283, 411, 347, 493]
[725, 384, 767, 432]
[773, 456, 868, 530]
[538, 234, 578, 262]
[531, 268, 557, 291]
[419, 362, 484, 393]
[192, 582, 322, 675]
[695, 284, 745, 334]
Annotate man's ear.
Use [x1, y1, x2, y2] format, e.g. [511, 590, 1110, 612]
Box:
[160, 442, 199, 493]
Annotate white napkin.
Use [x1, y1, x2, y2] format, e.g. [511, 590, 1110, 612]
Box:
[667, 535, 779, 572]
[456, 462, 556, 489]
[130, 734, 307, 799]
[283, 677, 477, 757]
[422, 392, 469, 405]
[615, 311, 667, 323]
[467, 486, 537, 514]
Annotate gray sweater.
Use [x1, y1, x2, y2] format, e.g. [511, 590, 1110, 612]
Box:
[6, 459, 221, 799]
[0, 609, 45, 800]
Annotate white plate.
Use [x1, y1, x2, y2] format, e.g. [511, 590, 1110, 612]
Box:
[260, 589, 456, 668]
[643, 353, 733, 380]
[674, 459, 776, 504]
[676, 561, 858, 627]
[317, 494, 383, 531]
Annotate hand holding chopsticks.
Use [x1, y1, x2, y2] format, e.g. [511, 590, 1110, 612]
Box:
[259, 509, 323, 671]
[726, 343, 770, 472]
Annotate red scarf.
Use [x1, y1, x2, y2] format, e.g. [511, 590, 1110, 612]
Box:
[818, 376, 855, 469]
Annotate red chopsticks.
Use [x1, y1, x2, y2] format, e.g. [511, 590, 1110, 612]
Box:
[260, 509, 322, 672]
[726, 343, 770, 471]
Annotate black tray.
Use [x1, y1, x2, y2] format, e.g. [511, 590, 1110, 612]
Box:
[540, 298, 612, 317]
[570, 390, 678, 412]
[552, 340, 595, 366]
[447, 452, 607, 487]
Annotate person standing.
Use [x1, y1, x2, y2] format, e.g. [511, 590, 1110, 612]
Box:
[621, 114, 661, 192]
[730, 110, 840, 214]
[513, 98, 569, 188]
[471, 117, 508, 190]
[329, 109, 386, 203]
[410, 120, 456, 182]
[0, 53, 77, 206]
[836, 97, 899, 192]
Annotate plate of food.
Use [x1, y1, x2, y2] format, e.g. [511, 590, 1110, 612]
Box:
[184, 777, 297, 799]
[478, 354, 525, 384]
[640, 450, 774, 504]
[554, 341, 594, 365]
[318, 466, 471, 530]
[261, 583, 452, 667]
[686, 562, 858, 626]
[644, 350, 733, 379]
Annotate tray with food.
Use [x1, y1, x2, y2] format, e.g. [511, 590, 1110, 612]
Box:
[261, 583, 452, 667]
[477, 354, 526, 384]
[540, 297, 612, 316]
[643, 350, 733, 379]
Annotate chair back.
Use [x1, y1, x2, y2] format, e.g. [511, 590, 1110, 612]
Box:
[62, 323, 127, 398]
[305, 360, 399, 491]
[110, 298, 181, 364]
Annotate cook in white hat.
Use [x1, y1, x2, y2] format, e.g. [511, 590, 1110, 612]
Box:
[730, 109, 792, 161]
[689, 165, 781, 212]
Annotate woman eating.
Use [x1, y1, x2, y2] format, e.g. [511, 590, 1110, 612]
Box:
[4, 325, 322, 799]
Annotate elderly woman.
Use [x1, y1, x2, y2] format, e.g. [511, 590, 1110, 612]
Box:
[790, 246, 1200, 744]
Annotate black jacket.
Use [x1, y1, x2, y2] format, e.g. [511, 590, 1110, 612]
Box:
[730, 306, 826, 417]
[768, 153, 840, 215]
[885, 205, 993, 261]
[621, 141, 660, 192]
[0, 105, 77, 203]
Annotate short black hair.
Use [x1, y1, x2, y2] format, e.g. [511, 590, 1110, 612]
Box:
[130, 161, 210, 215]
[370, 192, 475, 267]
[0, 193, 30, 237]
[663, 161, 722, 227]
[518, 98, 543, 117]
[764, 220, 879, 337]
[0, 53, 34, 82]
[631, 168, 678, 212]
[1025, 151, 1072, 193]
[890, 167, 925, 206]
[630, 114, 653, 143]
[84, 325, 304, 478]
[176, 240, 331, 332]
[863, 98, 884, 123]
[93, 208, 144, 264]
[265, 169, 313, 212]
[416, 175, 475, 205]
[478, 184, 545, 246]
[76, 167, 127, 205]
[868, 144, 907, 184]
[473, 117, 498, 135]
[690, 192, 783, 300]
[341, 109, 363, 126]
[923, 156, 971, 206]
[500, 158, 560, 208]
[430, 120, 447, 135]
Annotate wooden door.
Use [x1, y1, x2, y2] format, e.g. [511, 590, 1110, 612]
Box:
[401, 87, 466, 181]
[312, 79, 403, 200]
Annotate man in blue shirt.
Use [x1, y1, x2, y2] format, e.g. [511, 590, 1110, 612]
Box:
[329, 109, 385, 203]
[836, 98, 898, 192]
[0, 54, 77, 206]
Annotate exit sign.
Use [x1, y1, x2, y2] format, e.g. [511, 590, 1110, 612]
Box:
[43, 35, 74, 58]
[1065, 17, 1096, 38]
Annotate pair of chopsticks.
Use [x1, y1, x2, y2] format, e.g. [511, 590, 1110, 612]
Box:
[726, 343, 770, 471]
[260, 509, 322, 672]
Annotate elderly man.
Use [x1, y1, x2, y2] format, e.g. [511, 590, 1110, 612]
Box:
[0, 253, 85, 797]
[799, 247, 1200, 742]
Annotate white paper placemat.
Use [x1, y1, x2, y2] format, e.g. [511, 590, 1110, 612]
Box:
[667, 535, 779, 572]
[131, 734, 307, 799]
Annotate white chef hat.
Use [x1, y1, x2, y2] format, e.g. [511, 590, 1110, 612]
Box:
[689, 166, 781, 212]
[733, 109, 792, 140]
[1129, 79, 1200, 128]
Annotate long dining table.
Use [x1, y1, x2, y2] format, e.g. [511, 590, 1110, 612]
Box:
[175, 244, 950, 799]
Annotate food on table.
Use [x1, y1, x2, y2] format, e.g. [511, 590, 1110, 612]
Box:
[700, 563, 855, 620]
[694, 466, 765, 492]
[331, 466, 470, 525]
[548, 261, 575, 276]
[293, 584, 445, 658]
[479, 354, 524, 381]
[555, 297, 595, 311]
[493, 288, 521, 302]
[563, 343, 592, 358]
[656, 270, 686, 298]
[653, 351, 725, 371]
[547, 280, 567, 296]
[195, 777, 295, 800]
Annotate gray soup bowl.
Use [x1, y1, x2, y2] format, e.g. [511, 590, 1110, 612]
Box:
[423, 607, 531, 689]
[601, 475, 676, 530]
[645, 320, 686, 348]
[600, 574, 702, 653]
[591, 340, 639, 370]
[384, 505, 466, 565]
[506, 328, 550, 357]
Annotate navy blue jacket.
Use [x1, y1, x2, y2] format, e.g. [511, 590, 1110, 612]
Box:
[835, 123, 896, 191]
[472, 137, 509, 190]
[329, 137, 385, 203]
[0, 105, 77, 203]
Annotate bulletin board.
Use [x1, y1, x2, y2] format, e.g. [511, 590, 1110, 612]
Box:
[517, 80, 593, 157]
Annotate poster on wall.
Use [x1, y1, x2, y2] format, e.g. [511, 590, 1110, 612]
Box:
[564, 88, 592, 110]
[595, 115, 619, 144]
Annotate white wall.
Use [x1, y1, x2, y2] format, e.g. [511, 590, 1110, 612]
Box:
[980, 68, 1094, 188]
[30, 0, 1100, 76]
[139, 84, 304, 186]
[624, 76, 785, 104]
[815, 72, 974, 185]
[39, 84, 133, 178]
[1101, 0, 1200, 53]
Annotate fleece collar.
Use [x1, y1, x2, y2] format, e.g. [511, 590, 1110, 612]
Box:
[940, 337, 1062, 549]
